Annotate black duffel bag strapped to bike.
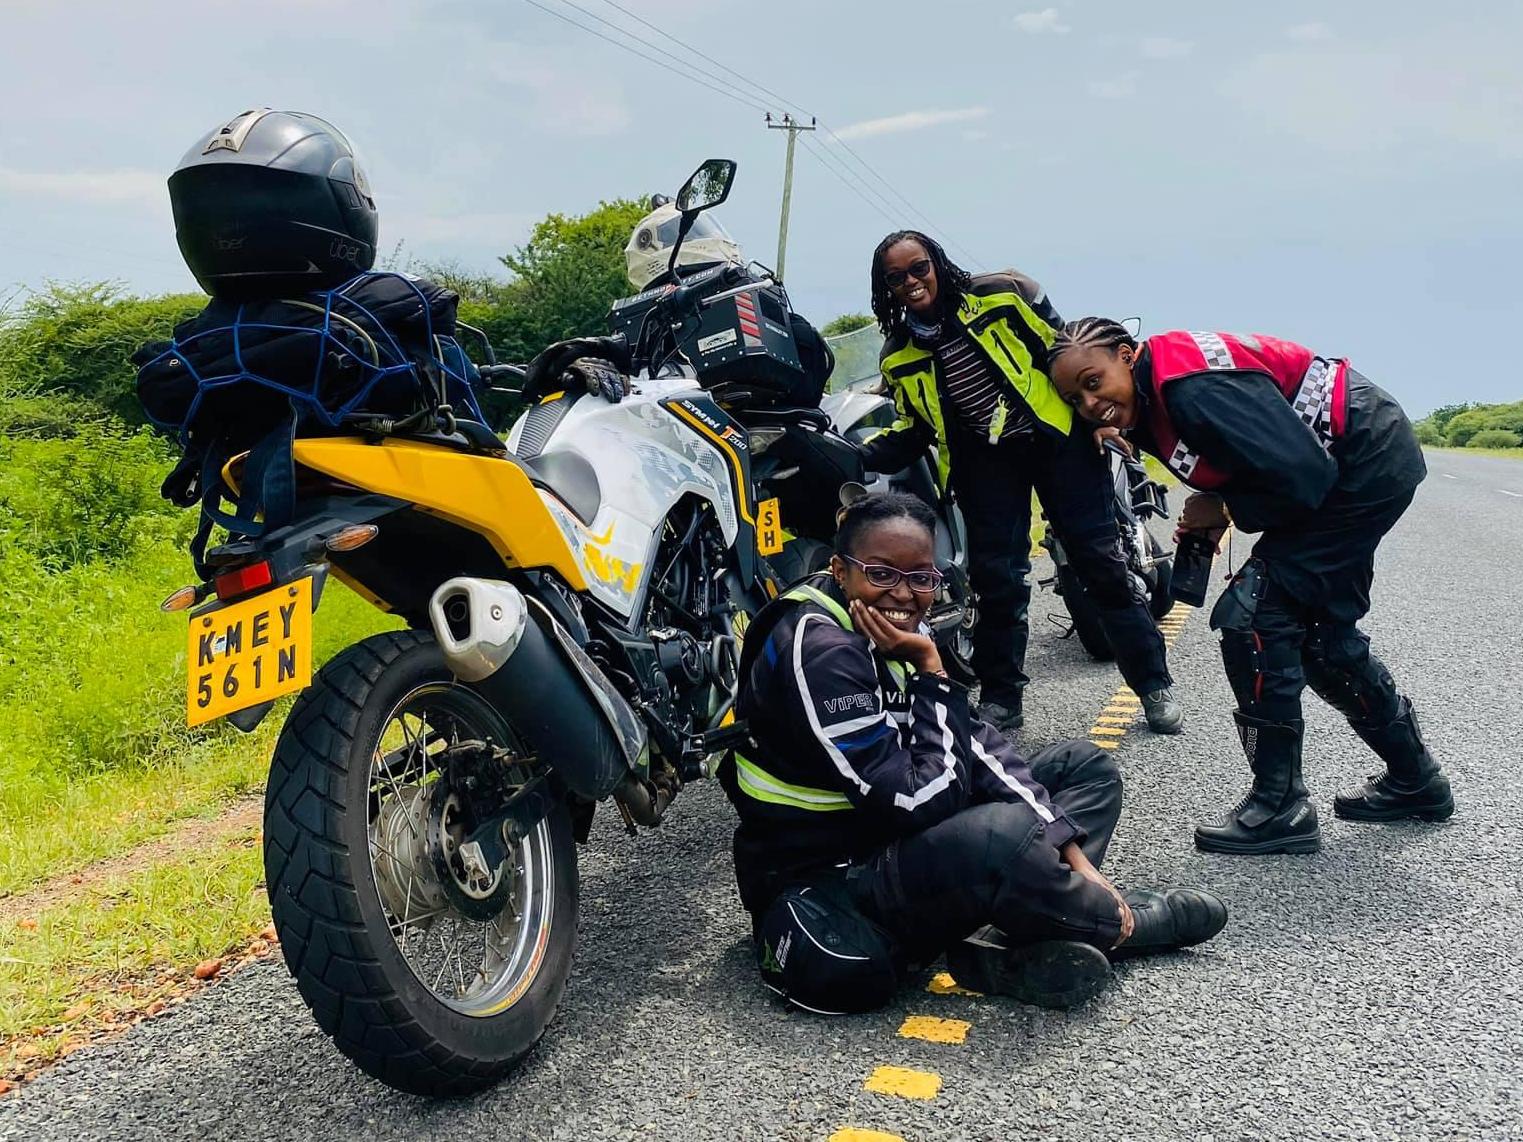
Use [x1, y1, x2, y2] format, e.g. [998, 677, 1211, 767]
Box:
[134, 270, 486, 577]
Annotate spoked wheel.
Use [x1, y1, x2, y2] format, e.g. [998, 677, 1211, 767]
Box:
[265, 631, 577, 1096]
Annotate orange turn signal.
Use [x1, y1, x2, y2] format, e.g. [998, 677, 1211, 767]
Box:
[160, 585, 201, 613]
[324, 523, 380, 553]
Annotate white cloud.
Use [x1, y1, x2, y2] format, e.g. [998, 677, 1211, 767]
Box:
[835, 107, 991, 141]
[1140, 36, 1194, 59]
[0, 167, 165, 209]
[1013, 8, 1070, 35]
[1088, 72, 1140, 100]
[1287, 22, 1333, 41]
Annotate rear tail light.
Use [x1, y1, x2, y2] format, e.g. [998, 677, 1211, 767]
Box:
[213, 560, 274, 601]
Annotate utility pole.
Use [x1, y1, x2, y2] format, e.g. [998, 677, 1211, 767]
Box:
[766, 113, 816, 281]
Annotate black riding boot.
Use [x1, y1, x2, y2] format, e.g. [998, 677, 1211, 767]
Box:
[1195, 714, 1321, 855]
[1334, 698, 1455, 822]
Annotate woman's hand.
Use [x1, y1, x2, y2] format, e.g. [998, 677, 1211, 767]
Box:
[1173, 492, 1231, 550]
[1092, 426, 1133, 458]
[851, 598, 945, 676]
[1062, 841, 1134, 944]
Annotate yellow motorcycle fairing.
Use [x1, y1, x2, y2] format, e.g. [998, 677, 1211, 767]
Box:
[291, 437, 588, 591]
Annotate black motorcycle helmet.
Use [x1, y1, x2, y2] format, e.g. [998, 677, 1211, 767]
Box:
[168, 108, 379, 300]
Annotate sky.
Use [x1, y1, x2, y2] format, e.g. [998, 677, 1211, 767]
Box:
[2, 0, 1520, 415]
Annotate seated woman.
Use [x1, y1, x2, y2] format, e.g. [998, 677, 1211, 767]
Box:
[1046, 320, 1454, 856]
[718, 491, 1226, 1014]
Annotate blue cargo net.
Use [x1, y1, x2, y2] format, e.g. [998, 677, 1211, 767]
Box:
[139, 270, 484, 443]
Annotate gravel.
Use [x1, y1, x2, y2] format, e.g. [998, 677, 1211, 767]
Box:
[3, 450, 1519, 1141]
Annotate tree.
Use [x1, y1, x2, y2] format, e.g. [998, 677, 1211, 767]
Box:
[820, 313, 874, 337]
[486, 198, 648, 363]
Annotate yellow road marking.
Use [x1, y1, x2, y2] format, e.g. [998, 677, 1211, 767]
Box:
[926, 971, 981, 996]
[830, 1131, 906, 1142]
[865, 1066, 942, 1100]
[898, 1015, 971, 1044]
[1088, 726, 1125, 737]
[1095, 715, 1134, 724]
[1090, 739, 1116, 749]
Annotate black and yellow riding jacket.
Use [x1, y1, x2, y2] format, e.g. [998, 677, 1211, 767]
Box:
[718, 577, 1079, 914]
[860, 270, 1073, 487]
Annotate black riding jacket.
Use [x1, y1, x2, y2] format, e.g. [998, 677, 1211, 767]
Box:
[718, 578, 1079, 913]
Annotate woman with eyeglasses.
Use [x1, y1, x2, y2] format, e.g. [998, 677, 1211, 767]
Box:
[859, 232, 1179, 735]
[718, 492, 1226, 1015]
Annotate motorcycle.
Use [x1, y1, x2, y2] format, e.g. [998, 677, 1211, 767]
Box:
[599, 219, 979, 684]
[160, 159, 777, 1096]
[1041, 440, 1175, 660]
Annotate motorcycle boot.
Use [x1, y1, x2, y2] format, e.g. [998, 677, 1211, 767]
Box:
[977, 692, 1024, 734]
[1333, 698, 1455, 823]
[1108, 888, 1228, 959]
[1194, 713, 1321, 855]
[1141, 687, 1184, 734]
[945, 927, 1110, 1010]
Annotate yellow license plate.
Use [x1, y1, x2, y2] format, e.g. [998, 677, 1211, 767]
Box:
[756, 497, 785, 556]
[186, 577, 314, 727]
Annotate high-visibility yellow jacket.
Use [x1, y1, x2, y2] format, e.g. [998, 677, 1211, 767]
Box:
[861, 270, 1073, 488]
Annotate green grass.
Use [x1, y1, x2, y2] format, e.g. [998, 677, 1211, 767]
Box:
[1424, 445, 1523, 461]
[0, 544, 396, 896]
[0, 824, 269, 1072]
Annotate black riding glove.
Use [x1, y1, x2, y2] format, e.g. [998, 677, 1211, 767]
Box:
[566, 356, 631, 403]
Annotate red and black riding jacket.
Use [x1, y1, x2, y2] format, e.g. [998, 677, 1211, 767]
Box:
[1143, 330, 1349, 489]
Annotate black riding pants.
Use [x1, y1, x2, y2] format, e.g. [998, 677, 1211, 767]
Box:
[1215, 488, 1416, 726]
[949, 426, 1171, 703]
[846, 742, 1126, 957]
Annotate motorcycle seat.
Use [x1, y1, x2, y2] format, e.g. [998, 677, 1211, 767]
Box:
[521, 449, 602, 526]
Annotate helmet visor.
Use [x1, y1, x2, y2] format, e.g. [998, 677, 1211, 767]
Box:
[654, 212, 734, 246]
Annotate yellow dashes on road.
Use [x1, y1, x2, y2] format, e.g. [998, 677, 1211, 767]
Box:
[865, 1066, 942, 1100]
[926, 970, 981, 996]
[829, 1130, 906, 1142]
[898, 1015, 971, 1044]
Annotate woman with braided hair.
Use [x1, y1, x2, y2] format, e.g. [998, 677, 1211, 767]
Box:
[718, 491, 1226, 1014]
[858, 232, 1180, 735]
[1047, 318, 1454, 855]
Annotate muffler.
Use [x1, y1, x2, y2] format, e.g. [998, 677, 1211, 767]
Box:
[429, 578, 646, 801]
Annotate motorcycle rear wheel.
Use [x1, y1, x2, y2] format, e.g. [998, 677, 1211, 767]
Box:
[1057, 565, 1115, 661]
[264, 630, 577, 1096]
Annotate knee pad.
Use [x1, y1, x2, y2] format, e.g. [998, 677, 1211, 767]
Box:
[755, 884, 899, 1015]
[1302, 623, 1398, 723]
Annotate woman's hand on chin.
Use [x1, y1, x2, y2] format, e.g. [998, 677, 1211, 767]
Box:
[851, 598, 944, 675]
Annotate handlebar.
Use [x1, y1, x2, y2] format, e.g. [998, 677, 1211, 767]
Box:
[477, 364, 527, 387]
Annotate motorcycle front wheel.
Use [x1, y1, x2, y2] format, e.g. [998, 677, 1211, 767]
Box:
[1057, 565, 1115, 661]
[264, 630, 578, 1096]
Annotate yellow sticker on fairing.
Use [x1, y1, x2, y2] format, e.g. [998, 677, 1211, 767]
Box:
[756, 498, 784, 556]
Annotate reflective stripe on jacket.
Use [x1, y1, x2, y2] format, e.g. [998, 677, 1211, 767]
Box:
[720, 576, 1076, 912]
[865, 270, 1073, 488]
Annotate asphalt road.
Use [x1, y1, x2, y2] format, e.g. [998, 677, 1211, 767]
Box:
[3, 449, 1520, 1141]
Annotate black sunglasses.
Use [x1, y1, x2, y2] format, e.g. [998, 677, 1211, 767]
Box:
[844, 556, 943, 594]
[884, 258, 934, 290]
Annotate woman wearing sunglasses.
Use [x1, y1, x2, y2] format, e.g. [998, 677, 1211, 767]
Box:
[860, 232, 1179, 735]
[718, 492, 1226, 1015]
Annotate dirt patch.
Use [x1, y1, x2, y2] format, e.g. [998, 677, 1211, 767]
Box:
[0, 795, 263, 927]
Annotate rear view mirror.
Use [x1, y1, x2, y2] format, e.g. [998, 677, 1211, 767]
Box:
[676, 159, 736, 213]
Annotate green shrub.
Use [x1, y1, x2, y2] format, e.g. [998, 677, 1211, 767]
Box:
[0, 429, 188, 569]
[1444, 400, 1523, 446]
[1468, 429, 1521, 449]
[1412, 420, 1443, 446]
[821, 313, 874, 337]
[0, 283, 204, 431]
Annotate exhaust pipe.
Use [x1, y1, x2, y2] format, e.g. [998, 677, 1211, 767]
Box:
[429, 578, 647, 801]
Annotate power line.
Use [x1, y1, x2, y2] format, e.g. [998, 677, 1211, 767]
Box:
[796, 134, 898, 229]
[816, 125, 983, 268]
[518, 0, 771, 115]
[590, 0, 817, 123]
[529, 0, 978, 262]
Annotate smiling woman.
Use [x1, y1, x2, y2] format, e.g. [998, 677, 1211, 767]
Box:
[715, 490, 1227, 1016]
[858, 231, 1181, 735]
